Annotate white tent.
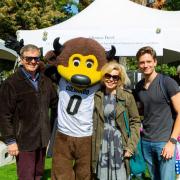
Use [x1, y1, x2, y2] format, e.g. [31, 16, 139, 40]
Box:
[0, 42, 17, 61]
[17, 0, 180, 58]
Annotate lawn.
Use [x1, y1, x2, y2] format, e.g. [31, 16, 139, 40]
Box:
[0, 158, 151, 180]
[0, 158, 52, 180]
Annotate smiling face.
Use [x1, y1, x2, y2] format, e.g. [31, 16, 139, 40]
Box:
[103, 69, 120, 94]
[20, 49, 40, 75]
[138, 53, 157, 76]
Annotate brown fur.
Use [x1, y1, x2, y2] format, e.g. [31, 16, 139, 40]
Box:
[45, 37, 107, 71]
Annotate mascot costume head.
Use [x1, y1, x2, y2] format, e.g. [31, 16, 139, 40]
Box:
[45, 37, 116, 87]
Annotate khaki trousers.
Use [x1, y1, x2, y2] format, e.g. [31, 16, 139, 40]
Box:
[51, 131, 91, 180]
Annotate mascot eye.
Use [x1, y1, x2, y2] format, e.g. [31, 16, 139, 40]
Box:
[73, 58, 80, 67]
[86, 60, 94, 68]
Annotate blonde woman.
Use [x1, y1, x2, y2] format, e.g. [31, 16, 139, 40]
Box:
[91, 61, 141, 180]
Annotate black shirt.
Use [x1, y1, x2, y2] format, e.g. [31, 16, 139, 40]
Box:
[135, 74, 180, 142]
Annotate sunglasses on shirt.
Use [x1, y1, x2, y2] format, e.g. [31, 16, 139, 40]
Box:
[104, 73, 120, 81]
[23, 56, 40, 62]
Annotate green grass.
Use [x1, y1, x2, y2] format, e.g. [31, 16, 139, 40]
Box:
[0, 157, 151, 180]
[0, 158, 52, 180]
[43, 158, 52, 180]
[0, 162, 18, 180]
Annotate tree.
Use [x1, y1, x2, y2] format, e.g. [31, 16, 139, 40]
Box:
[131, 0, 180, 10]
[131, 0, 147, 6]
[165, 0, 180, 10]
[54, 0, 78, 22]
[0, 0, 74, 40]
[126, 57, 177, 76]
[78, 0, 94, 11]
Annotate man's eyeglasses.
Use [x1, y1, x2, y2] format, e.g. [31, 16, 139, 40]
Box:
[23, 56, 40, 62]
[104, 73, 120, 81]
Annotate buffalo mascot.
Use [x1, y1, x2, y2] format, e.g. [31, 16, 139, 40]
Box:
[45, 37, 116, 180]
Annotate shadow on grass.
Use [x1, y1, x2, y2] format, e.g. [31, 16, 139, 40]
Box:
[42, 169, 51, 180]
[131, 172, 151, 180]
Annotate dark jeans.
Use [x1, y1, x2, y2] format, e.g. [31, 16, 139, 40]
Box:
[51, 131, 91, 180]
[16, 147, 46, 180]
[142, 140, 176, 180]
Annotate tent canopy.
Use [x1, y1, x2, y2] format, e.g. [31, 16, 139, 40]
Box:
[17, 0, 180, 58]
[162, 49, 180, 64]
[0, 43, 17, 61]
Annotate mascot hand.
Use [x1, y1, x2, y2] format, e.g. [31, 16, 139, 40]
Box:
[44, 65, 60, 84]
[5, 37, 24, 55]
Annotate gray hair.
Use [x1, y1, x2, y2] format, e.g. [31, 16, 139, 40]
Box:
[20, 44, 40, 57]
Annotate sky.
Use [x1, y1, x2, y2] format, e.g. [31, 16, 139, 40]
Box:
[71, 0, 79, 14]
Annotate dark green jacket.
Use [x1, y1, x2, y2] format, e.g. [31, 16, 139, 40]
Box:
[92, 87, 141, 175]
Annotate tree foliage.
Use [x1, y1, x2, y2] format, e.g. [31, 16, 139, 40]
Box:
[0, 0, 74, 40]
[156, 64, 177, 76]
[164, 0, 180, 10]
[127, 57, 177, 76]
[131, 0, 180, 10]
[78, 0, 94, 11]
[54, 0, 77, 22]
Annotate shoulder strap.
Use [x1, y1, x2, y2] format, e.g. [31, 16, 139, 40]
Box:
[123, 111, 131, 137]
[118, 100, 131, 137]
[159, 74, 177, 120]
[159, 74, 170, 104]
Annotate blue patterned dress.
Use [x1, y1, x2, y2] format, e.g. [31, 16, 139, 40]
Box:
[96, 94, 127, 180]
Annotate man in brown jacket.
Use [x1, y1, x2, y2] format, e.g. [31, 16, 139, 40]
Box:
[0, 44, 58, 180]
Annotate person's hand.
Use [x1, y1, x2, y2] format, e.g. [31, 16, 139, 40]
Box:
[124, 150, 133, 158]
[7, 143, 19, 156]
[161, 141, 176, 159]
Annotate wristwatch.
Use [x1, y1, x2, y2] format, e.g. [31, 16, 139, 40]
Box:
[169, 137, 177, 144]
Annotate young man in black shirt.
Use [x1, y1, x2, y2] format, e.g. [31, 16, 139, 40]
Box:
[135, 46, 180, 180]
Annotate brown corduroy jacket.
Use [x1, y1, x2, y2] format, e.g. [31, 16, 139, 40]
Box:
[0, 68, 58, 151]
[91, 87, 141, 176]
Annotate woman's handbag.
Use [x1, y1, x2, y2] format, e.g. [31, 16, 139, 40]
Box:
[122, 110, 146, 175]
[129, 141, 146, 175]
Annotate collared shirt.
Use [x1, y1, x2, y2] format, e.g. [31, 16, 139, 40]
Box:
[20, 67, 40, 91]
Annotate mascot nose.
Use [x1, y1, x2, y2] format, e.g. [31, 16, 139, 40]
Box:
[71, 75, 91, 86]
